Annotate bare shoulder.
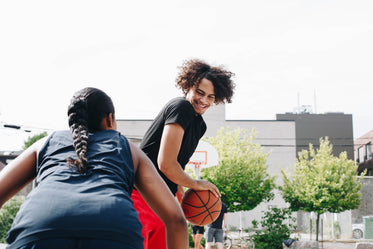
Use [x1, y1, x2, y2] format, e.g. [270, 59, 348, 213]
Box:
[128, 141, 141, 172]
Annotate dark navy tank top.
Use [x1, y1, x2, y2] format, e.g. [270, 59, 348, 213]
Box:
[7, 130, 143, 249]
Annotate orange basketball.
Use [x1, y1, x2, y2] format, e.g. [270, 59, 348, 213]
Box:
[181, 189, 222, 226]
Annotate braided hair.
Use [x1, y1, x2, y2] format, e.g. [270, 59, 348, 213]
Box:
[66, 87, 115, 173]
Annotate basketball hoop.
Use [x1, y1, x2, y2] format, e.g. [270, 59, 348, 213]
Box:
[186, 141, 219, 179]
[189, 161, 203, 179]
[189, 161, 203, 169]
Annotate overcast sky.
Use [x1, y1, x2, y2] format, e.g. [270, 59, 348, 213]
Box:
[1, 0, 372, 150]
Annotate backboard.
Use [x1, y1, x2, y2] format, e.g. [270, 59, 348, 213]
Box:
[187, 140, 219, 179]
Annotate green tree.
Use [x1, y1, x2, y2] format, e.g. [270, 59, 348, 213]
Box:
[280, 137, 364, 241]
[202, 127, 276, 211]
[23, 132, 48, 149]
[252, 207, 297, 249]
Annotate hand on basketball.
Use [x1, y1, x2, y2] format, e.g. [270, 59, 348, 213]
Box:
[193, 179, 221, 198]
[181, 188, 221, 226]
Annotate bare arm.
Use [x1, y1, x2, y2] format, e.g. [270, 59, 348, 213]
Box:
[0, 138, 46, 208]
[175, 184, 184, 203]
[130, 142, 188, 249]
[157, 123, 220, 197]
[223, 213, 227, 231]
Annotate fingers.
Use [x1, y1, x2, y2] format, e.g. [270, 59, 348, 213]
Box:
[195, 180, 221, 198]
[209, 182, 221, 198]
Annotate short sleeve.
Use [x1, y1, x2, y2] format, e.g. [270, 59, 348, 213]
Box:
[164, 98, 195, 131]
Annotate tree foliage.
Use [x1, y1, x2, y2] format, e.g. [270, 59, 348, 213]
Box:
[252, 207, 297, 249]
[279, 137, 364, 240]
[23, 132, 48, 149]
[201, 127, 276, 211]
[280, 137, 363, 213]
[0, 196, 23, 243]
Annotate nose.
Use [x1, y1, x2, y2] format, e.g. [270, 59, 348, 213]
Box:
[200, 95, 209, 104]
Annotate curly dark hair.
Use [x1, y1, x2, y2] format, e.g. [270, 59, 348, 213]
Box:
[175, 59, 235, 104]
[66, 87, 115, 174]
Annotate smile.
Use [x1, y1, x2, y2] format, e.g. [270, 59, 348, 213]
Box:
[195, 102, 208, 111]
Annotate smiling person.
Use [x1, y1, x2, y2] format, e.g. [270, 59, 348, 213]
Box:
[0, 87, 188, 249]
[131, 59, 235, 249]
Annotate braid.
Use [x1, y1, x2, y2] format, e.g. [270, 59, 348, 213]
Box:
[66, 97, 89, 174]
[66, 87, 115, 174]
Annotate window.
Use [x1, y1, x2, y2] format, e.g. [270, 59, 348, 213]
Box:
[367, 169, 373, 176]
[367, 143, 372, 160]
[358, 147, 364, 162]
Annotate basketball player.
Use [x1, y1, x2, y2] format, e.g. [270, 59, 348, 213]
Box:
[192, 225, 205, 249]
[131, 58, 235, 249]
[205, 202, 228, 249]
[0, 87, 188, 249]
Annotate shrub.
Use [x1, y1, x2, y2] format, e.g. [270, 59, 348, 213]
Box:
[252, 206, 297, 249]
[0, 196, 24, 243]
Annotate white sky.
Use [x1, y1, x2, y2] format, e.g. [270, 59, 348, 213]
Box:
[1, 0, 373, 150]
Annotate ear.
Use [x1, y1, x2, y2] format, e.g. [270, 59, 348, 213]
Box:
[101, 113, 116, 130]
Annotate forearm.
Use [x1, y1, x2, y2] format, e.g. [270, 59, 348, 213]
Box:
[0, 176, 33, 208]
[165, 215, 189, 249]
[158, 124, 220, 196]
[133, 145, 189, 248]
[160, 161, 198, 189]
[160, 161, 220, 197]
[175, 185, 184, 203]
[0, 148, 37, 207]
[223, 214, 227, 231]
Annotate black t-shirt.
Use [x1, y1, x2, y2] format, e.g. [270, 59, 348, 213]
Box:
[140, 97, 207, 195]
[209, 202, 227, 229]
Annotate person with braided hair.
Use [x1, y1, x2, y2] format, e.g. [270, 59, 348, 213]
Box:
[0, 87, 188, 249]
[131, 58, 235, 249]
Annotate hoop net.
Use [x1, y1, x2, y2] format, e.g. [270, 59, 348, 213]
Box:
[187, 151, 207, 169]
[188, 161, 204, 169]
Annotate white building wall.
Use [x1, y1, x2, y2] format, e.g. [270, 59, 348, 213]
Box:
[116, 119, 153, 144]
[213, 120, 296, 230]
[116, 104, 296, 230]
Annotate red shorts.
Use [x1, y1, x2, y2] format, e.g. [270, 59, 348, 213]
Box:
[131, 189, 166, 249]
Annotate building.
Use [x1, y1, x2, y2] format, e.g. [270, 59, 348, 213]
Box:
[276, 112, 354, 160]
[118, 104, 297, 189]
[351, 130, 373, 236]
[354, 130, 373, 176]
[117, 104, 355, 234]
[1, 104, 355, 235]
[0, 151, 21, 170]
[118, 104, 296, 229]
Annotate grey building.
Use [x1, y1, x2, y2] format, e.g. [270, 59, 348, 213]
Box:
[276, 112, 356, 235]
[0, 106, 357, 236]
[117, 105, 356, 234]
[276, 112, 354, 160]
[117, 104, 296, 229]
[118, 107, 354, 186]
[117, 104, 297, 188]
